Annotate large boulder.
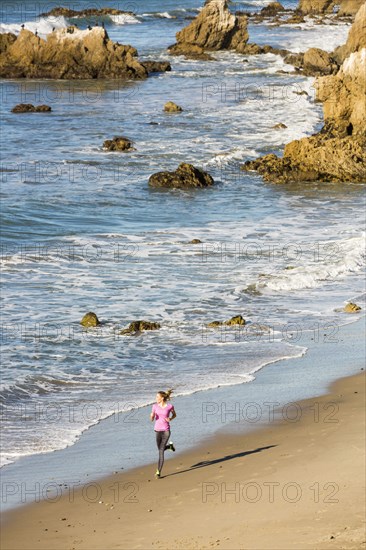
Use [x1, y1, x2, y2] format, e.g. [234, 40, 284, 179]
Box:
[149, 163, 214, 189]
[303, 48, 338, 75]
[168, 0, 249, 57]
[0, 27, 148, 79]
[297, 0, 363, 14]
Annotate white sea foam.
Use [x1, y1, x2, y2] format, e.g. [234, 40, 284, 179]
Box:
[254, 234, 366, 292]
[109, 14, 140, 25]
[0, 16, 68, 38]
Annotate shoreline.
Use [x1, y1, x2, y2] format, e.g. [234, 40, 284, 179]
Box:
[1, 369, 365, 549]
[1, 315, 365, 513]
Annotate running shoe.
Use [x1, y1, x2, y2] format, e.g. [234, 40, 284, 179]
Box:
[168, 442, 176, 452]
[155, 469, 161, 479]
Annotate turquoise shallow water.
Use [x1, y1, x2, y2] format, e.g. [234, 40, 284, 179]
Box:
[0, 0, 365, 470]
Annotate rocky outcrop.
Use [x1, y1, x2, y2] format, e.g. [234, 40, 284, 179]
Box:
[284, 48, 339, 76]
[80, 312, 100, 327]
[208, 315, 246, 327]
[297, 0, 363, 15]
[333, 2, 366, 63]
[103, 137, 134, 151]
[0, 27, 149, 79]
[316, 49, 366, 137]
[149, 163, 214, 189]
[338, 0, 365, 15]
[168, 0, 249, 58]
[242, 135, 366, 182]
[11, 103, 51, 113]
[164, 101, 183, 112]
[242, 5, 366, 183]
[140, 61, 171, 74]
[39, 7, 135, 17]
[0, 33, 16, 53]
[121, 321, 161, 334]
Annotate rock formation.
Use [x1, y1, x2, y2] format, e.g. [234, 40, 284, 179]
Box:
[242, 4, 366, 183]
[11, 104, 51, 113]
[168, 0, 249, 58]
[39, 7, 135, 17]
[80, 312, 100, 327]
[208, 315, 246, 327]
[103, 137, 133, 152]
[149, 163, 214, 189]
[164, 101, 183, 112]
[344, 302, 362, 312]
[333, 2, 366, 63]
[0, 27, 159, 79]
[121, 321, 161, 334]
[297, 0, 363, 15]
[140, 61, 171, 74]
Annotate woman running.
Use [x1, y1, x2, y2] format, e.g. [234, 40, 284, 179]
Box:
[150, 388, 177, 478]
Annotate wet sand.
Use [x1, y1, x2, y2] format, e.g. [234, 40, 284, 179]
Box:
[1, 371, 365, 550]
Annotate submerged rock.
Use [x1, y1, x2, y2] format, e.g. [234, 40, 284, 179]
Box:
[0, 27, 148, 79]
[344, 302, 362, 312]
[189, 239, 203, 244]
[168, 0, 249, 57]
[121, 321, 161, 334]
[80, 312, 100, 327]
[11, 103, 52, 113]
[149, 163, 214, 189]
[272, 123, 288, 129]
[164, 101, 183, 112]
[103, 137, 133, 152]
[208, 315, 246, 327]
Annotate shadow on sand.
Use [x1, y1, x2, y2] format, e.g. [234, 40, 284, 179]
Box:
[162, 445, 277, 478]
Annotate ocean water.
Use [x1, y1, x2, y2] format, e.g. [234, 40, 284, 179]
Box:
[0, 0, 365, 469]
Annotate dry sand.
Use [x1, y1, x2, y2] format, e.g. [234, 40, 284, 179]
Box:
[1, 372, 365, 550]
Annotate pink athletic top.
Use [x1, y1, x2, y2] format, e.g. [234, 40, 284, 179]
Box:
[152, 403, 175, 431]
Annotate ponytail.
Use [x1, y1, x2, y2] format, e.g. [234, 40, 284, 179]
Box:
[158, 388, 174, 401]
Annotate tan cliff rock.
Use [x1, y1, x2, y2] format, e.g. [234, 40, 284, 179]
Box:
[168, 0, 249, 58]
[0, 27, 153, 79]
[297, 0, 364, 15]
[242, 4, 366, 183]
[333, 2, 366, 62]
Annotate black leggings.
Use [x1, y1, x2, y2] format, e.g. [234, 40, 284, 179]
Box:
[155, 430, 170, 472]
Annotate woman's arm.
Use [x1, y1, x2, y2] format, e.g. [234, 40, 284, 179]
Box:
[167, 409, 177, 422]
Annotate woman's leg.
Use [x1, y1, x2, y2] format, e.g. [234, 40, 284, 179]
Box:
[156, 430, 170, 472]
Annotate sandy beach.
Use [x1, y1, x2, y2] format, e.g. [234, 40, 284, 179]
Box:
[1, 370, 365, 550]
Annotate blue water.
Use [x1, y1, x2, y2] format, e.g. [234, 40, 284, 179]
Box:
[0, 0, 365, 468]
